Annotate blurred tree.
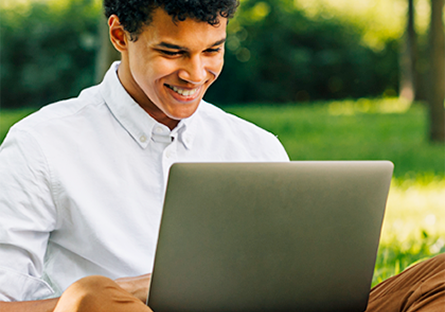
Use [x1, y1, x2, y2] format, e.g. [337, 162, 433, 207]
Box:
[0, 0, 100, 109]
[427, 0, 445, 142]
[399, 0, 418, 102]
[205, 0, 399, 104]
[1, 0, 401, 108]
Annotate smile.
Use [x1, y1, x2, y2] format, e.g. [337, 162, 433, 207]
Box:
[166, 84, 199, 97]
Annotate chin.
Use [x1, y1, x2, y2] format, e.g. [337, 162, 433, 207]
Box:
[167, 103, 201, 119]
[168, 110, 197, 121]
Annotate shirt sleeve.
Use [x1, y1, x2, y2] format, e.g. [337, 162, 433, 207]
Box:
[0, 128, 56, 301]
[271, 134, 290, 162]
[258, 130, 290, 162]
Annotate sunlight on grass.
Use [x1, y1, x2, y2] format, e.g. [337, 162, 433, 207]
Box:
[328, 97, 412, 115]
[373, 180, 445, 286]
[384, 180, 445, 244]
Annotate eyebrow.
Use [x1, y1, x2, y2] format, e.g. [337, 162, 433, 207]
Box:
[155, 38, 226, 51]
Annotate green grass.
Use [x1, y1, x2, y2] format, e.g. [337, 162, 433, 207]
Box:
[226, 99, 444, 181]
[1, 99, 444, 288]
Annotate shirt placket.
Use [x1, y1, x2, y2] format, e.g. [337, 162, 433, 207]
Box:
[162, 140, 177, 186]
[150, 125, 178, 188]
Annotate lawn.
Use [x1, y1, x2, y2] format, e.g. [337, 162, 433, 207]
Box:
[1, 98, 444, 287]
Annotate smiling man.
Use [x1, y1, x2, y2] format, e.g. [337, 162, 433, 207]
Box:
[0, 0, 289, 311]
[112, 6, 228, 129]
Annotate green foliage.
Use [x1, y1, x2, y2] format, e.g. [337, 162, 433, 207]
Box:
[205, 0, 400, 104]
[1, 0, 401, 109]
[0, 0, 101, 109]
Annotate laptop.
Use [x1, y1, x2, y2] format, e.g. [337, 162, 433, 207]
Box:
[147, 161, 393, 312]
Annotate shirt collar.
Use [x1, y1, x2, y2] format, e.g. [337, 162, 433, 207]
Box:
[99, 62, 197, 150]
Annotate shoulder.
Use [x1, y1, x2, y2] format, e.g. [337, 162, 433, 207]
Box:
[9, 85, 104, 136]
[199, 102, 271, 137]
[194, 101, 289, 161]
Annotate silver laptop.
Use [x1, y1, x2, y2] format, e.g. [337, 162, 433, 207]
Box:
[147, 161, 393, 312]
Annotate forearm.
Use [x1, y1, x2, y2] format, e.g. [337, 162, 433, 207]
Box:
[0, 298, 59, 312]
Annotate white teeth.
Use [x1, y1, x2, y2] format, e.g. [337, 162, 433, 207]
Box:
[171, 86, 198, 97]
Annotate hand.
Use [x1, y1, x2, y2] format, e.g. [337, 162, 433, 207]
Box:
[115, 273, 152, 303]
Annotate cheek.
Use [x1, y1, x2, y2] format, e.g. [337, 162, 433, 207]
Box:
[145, 59, 179, 85]
[208, 55, 225, 79]
[131, 58, 169, 90]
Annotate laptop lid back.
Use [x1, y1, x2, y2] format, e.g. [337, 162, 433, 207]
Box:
[148, 161, 393, 312]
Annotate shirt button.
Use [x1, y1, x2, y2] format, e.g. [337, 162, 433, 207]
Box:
[166, 151, 172, 158]
[140, 135, 147, 143]
[155, 127, 163, 134]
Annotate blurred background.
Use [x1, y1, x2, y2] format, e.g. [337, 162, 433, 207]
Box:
[0, 0, 444, 139]
[0, 1, 442, 113]
[0, 0, 444, 283]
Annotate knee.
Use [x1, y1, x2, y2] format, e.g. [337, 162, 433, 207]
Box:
[72, 275, 115, 294]
[423, 253, 445, 271]
[55, 275, 116, 312]
[433, 252, 445, 264]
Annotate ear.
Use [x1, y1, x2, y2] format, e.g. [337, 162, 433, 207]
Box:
[108, 14, 128, 52]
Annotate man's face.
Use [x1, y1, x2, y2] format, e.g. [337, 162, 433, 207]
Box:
[118, 8, 227, 129]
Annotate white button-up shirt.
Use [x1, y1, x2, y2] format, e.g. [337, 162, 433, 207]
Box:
[0, 62, 289, 301]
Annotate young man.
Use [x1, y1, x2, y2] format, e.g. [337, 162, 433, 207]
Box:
[0, 1, 443, 312]
[0, 0, 287, 310]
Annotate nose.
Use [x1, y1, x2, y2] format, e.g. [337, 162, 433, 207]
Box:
[178, 55, 206, 84]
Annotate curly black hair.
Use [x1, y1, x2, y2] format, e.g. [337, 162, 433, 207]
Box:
[104, 0, 239, 41]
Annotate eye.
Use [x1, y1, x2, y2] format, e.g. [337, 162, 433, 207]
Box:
[204, 47, 222, 54]
[159, 50, 183, 56]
